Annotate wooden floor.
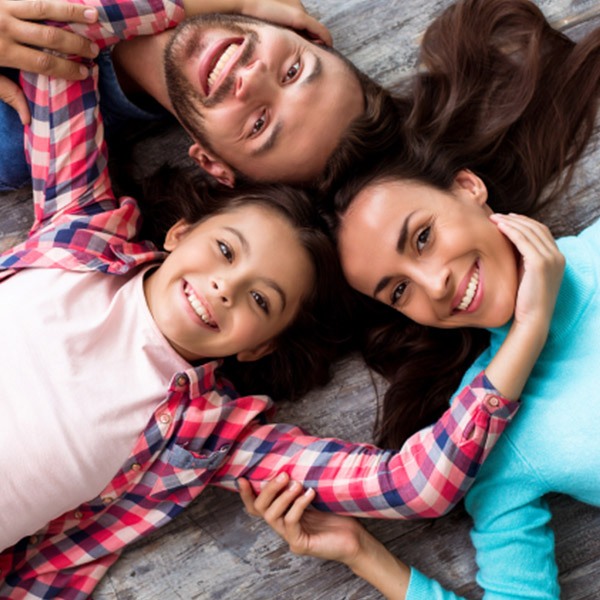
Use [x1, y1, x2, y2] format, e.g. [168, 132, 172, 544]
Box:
[2, 1, 600, 598]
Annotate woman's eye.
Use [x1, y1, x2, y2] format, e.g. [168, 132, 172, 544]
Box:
[283, 60, 300, 82]
[417, 226, 431, 252]
[251, 291, 269, 314]
[218, 241, 233, 263]
[391, 281, 408, 306]
[251, 115, 266, 136]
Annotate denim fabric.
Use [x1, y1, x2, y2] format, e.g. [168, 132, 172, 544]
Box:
[0, 49, 170, 191]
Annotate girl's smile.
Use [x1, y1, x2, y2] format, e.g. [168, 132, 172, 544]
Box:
[143, 205, 314, 362]
[338, 171, 520, 329]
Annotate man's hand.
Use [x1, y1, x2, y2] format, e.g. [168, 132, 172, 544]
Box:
[0, 0, 99, 123]
[182, 0, 332, 45]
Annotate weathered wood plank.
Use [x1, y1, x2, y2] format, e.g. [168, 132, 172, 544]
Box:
[2, 1, 600, 599]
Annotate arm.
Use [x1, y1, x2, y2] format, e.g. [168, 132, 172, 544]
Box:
[211, 371, 519, 519]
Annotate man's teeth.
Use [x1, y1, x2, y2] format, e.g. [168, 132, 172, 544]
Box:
[207, 43, 240, 89]
[184, 283, 217, 327]
[457, 268, 480, 311]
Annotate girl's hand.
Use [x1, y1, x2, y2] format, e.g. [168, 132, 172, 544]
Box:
[238, 474, 364, 565]
[490, 213, 565, 331]
[0, 0, 99, 123]
[182, 0, 332, 46]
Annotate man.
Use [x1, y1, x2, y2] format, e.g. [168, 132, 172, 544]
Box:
[0, 0, 385, 190]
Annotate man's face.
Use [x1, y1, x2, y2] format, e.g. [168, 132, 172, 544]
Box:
[164, 14, 364, 184]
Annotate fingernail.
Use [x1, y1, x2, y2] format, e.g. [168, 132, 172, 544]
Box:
[288, 480, 299, 492]
[90, 43, 100, 56]
[84, 8, 97, 21]
[276, 472, 287, 483]
[79, 65, 88, 78]
[304, 487, 314, 497]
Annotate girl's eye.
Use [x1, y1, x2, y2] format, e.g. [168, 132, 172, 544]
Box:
[251, 291, 269, 314]
[251, 114, 266, 136]
[218, 241, 233, 263]
[391, 281, 408, 306]
[416, 226, 431, 252]
[283, 60, 300, 82]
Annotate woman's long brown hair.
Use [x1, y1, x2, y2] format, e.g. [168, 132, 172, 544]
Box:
[328, 0, 600, 449]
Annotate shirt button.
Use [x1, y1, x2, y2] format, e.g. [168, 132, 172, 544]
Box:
[488, 396, 500, 407]
[176, 374, 188, 387]
[74, 510, 83, 519]
[102, 496, 114, 505]
[159, 414, 171, 425]
[130, 462, 142, 471]
[29, 535, 38, 545]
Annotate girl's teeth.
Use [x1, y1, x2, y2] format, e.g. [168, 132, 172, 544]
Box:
[457, 268, 479, 311]
[184, 283, 216, 327]
[207, 43, 240, 89]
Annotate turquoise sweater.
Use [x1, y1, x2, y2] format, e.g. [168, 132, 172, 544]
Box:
[406, 218, 600, 600]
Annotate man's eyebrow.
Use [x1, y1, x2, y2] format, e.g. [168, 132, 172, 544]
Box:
[252, 53, 323, 157]
[372, 211, 416, 298]
[224, 227, 286, 310]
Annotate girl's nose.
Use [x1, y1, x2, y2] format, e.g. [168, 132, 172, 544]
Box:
[211, 278, 232, 306]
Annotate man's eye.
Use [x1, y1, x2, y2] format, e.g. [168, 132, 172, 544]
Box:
[283, 60, 300, 82]
[252, 115, 266, 136]
[251, 291, 269, 314]
[218, 241, 233, 263]
[417, 226, 431, 252]
[391, 281, 408, 306]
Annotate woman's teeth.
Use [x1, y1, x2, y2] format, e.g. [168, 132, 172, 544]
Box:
[457, 267, 480, 311]
[207, 43, 240, 90]
[184, 283, 217, 328]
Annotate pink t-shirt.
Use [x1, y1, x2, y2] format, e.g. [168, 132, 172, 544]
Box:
[0, 266, 189, 550]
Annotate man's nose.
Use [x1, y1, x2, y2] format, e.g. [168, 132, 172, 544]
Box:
[235, 59, 270, 101]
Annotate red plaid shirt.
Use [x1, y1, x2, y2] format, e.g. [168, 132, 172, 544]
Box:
[0, 0, 519, 597]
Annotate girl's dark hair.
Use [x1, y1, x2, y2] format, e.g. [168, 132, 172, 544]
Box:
[327, 0, 600, 449]
[140, 166, 352, 401]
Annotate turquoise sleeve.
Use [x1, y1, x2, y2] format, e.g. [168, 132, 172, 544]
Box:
[406, 440, 560, 600]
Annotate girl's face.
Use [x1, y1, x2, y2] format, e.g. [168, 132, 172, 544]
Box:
[338, 170, 519, 329]
[144, 204, 314, 362]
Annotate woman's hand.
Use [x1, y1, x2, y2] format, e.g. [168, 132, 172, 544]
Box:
[239, 474, 412, 600]
[239, 474, 364, 564]
[490, 213, 565, 332]
[484, 213, 565, 400]
[182, 0, 332, 45]
[0, 0, 99, 123]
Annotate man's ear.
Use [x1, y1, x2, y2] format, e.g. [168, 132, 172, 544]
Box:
[236, 340, 277, 363]
[164, 219, 192, 252]
[189, 143, 236, 187]
[453, 169, 488, 206]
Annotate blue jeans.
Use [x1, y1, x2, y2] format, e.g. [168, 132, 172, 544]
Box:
[0, 49, 170, 191]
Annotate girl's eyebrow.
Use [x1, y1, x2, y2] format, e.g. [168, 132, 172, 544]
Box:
[224, 226, 287, 310]
[373, 210, 416, 297]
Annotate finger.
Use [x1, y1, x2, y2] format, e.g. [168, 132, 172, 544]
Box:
[261, 479, 306, 525]
[491, 214, 557, 257]
[252, 472, 291, 515]
[4, 45, 88, 79]
[8, 0, 98, 24]
[11, 19, 100, 59]
[0, 75, 31, 124]
[238, 478, 260, 516]
[283, 487, 315, 528]
[299, 14, 332, 46]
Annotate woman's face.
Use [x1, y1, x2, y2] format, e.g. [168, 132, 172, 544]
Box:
[338, 171, 519, 329]
[144, 204, 314, 362]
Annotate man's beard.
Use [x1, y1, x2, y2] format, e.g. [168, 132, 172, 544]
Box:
[164, 13, 260, 151]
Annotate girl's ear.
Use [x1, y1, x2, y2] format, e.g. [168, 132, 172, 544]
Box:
[164, 219, 192, 252]
[236, 340, 277, 363]
[188, 143, 236, 188]
[453, 169, 488, 206]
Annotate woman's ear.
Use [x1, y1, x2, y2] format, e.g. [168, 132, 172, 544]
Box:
[453, 169, 488, 206]
[164, 219, 192, 252]
[188, 143, 236, 188]
[236, 340, 277, 363]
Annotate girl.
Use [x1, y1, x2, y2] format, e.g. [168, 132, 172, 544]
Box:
[241, 2, 600, 599]
[0, 0, 551, 597]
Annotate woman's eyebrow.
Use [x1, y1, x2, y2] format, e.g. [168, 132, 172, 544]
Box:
[372, 211, 417, 298]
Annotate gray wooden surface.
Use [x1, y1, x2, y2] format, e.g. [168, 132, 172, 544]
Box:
[2, 1, 600, 598]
